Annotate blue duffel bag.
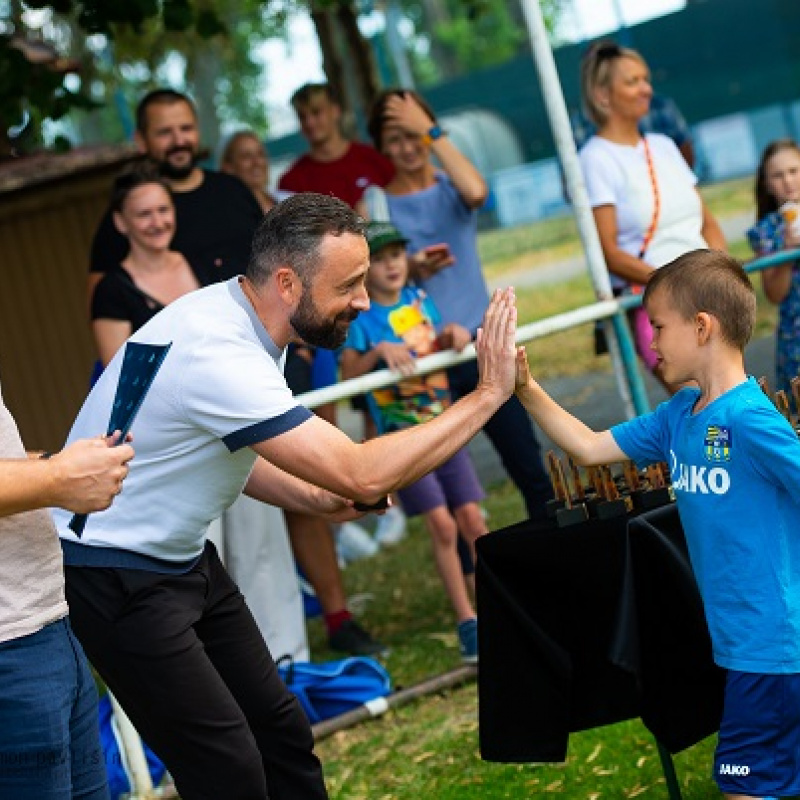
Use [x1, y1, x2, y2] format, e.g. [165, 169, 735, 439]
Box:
[277, 656, 391, 724]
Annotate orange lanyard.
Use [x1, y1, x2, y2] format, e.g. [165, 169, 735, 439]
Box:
[638, 136, 661, 260]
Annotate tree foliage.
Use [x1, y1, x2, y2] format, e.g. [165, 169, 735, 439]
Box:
[1, 0, 288, 154]
[397, 0, 563, 86]
[1, 0, 565, 156]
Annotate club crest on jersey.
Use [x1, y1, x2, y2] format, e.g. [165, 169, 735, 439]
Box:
[704, 425, 731, 462]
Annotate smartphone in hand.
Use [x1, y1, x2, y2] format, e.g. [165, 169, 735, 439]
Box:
[353, 496, 391, 512]
[424, 243, 451, 258]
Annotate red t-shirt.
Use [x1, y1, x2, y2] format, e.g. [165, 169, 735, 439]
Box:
[278, 141, 394, 208]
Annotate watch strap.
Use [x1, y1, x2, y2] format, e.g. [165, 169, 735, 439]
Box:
[421, 124, 445, 146]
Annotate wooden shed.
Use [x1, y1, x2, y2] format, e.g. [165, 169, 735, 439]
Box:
[0, 144, 139, 449]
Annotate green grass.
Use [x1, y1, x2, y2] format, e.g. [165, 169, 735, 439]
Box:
[315, 486, 721, 799]
[477, 176, 755, 282]
[478, 214, 582, 281]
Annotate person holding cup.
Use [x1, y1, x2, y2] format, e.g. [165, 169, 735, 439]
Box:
[748, 139, 800, 395]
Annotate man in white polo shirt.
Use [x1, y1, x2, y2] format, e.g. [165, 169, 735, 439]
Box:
[54, 192, 518, 800]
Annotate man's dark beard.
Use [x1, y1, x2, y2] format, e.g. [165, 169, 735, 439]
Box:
[290, 291, 358, 350]
[158, 147, 200, 180]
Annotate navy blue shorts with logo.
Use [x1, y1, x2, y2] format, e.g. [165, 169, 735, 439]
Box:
[714, 670, 800, 797]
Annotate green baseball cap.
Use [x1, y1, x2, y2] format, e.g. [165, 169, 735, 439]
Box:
[365, 221, 408, 255]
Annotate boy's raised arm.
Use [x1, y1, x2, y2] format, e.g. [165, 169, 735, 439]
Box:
[514, 347, 626, 466]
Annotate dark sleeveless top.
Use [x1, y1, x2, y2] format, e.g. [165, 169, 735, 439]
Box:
[91, 264, 166, 333]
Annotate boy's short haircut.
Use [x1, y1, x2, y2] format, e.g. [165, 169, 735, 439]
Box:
[290, 82, 338, 110]
[643, 249, 756, 351]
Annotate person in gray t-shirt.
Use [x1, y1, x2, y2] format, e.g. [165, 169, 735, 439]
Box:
[366, 89, 554, 521]
[0, 384, 132, 798]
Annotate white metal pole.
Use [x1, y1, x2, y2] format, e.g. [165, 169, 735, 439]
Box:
[109, 693, 155, 798]
[519, 2, 612, 299]
[519, 0, 647, 417]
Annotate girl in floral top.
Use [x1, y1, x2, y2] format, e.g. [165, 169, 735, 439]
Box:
[748, 139, 800, 394]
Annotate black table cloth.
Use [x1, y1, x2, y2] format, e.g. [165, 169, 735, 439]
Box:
[477, 504, 725, 763]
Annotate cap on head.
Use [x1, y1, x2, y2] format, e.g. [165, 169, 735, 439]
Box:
[365, 221, 408, 255]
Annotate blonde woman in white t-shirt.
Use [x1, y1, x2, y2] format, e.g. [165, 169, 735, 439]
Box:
[578, 41, 726, 389]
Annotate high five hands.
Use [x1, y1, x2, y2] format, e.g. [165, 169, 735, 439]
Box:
[475, 287, 518, 401]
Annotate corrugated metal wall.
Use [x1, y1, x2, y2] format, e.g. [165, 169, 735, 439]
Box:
[0, 167, 122, 449]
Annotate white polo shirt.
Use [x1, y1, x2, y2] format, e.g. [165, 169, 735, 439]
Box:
[54, 279, 312, 563]
[579, 133, 707, 279]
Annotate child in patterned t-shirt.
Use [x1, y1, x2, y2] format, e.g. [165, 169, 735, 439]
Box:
[340, 221, 488, 663]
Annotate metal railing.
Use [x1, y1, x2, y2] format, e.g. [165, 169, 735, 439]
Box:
[295, 249, 800, 414]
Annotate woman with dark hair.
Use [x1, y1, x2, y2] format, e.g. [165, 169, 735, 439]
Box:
[365, 88, 553, 522]
[577, 40, 725, 389]
[91, 169, 200, 365]
[748, 138, 800, 394]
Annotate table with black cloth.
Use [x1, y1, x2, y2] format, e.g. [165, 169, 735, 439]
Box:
[476, 503, 725, 765]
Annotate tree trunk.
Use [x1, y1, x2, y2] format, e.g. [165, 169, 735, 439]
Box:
[310, 8, 354, 136]
[336, 2, 381, 114]
[185, 44, 223, 157]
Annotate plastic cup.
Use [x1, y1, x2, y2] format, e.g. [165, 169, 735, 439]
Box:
[781, 201, 800, 239]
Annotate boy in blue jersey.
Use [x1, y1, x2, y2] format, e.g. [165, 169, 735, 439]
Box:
[340, 221, 488, 663]
[515, 248, 800, 800]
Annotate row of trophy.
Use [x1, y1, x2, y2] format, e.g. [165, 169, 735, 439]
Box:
[545, 451, 675, 528]
[542, 371, 800, 529]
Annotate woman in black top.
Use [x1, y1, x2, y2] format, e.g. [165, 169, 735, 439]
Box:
[91, 170, 200, 365]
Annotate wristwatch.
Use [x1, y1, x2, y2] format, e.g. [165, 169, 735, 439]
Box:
[421, 124, 445, 146]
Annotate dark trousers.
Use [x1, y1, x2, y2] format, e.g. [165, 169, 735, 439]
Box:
[65, 543, 327, 800]
[447, 359, 553, 521]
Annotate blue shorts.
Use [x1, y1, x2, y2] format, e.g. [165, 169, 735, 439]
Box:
[397, 447, 484, 517]
[713, 670, 800, 797]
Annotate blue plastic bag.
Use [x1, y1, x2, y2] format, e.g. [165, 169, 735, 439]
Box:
[277, 657, 391, 724]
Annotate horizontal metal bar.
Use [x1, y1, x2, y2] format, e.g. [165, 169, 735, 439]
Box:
[295, 248, 800, 410]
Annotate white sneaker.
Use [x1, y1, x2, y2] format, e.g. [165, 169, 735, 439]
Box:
[335, 521, 379, 563]
[374, 505, 407, 546]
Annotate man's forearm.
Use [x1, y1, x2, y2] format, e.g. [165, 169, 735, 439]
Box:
[355, 384, 502, 498]
[0, 459, 55, 517]
[244, 456, 336, 515]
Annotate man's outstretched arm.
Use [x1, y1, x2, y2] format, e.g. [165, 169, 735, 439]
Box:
[252, 288, 519, 505]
